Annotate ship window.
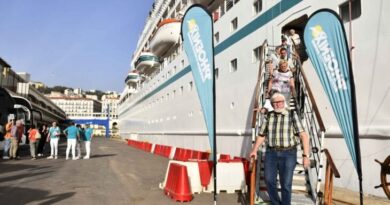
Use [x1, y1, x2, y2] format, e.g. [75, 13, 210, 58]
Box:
[230, 59, 238, 72]
[253, 0, 262, 15]
[214, 32, 220, 43]
[181, 59, 185, 68]
[173, 90, 176, 98]
[339, 0, 361, 23]
[173, 66, 177, 74]
[253, 46, 261, 63]
[231, 17, 238, 32]
[215, 68, 219, 79]
[188, 81, 193, 91]
[220, 2, 225, 17]
[226, 0, 234, 11]
[230, 102, 235, 109]
[180, 86, 184, 95]
[162, 10, 168, 19]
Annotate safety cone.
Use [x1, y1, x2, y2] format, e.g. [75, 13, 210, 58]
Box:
[164, 163, 193, 202]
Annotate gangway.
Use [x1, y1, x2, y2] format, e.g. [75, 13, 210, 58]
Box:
[248, 40, 340, 205]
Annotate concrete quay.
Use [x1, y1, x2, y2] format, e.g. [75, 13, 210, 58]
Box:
[0, 137, 388, 205]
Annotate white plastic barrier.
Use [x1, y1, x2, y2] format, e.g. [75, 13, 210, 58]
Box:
[204, 161, 247, 194]
[159, 160, 203, 194]
[150, 144, 156, 154]
[169, 146, 176, 159]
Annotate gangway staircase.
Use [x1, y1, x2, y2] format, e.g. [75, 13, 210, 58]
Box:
[248, 40, 336, 205]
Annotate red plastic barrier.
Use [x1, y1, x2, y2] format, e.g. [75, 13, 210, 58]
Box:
[219, 154, 231, 160]
[183, 149, 192, 161]
[154, 144, 161, 155]
[164, 163, 193, 202]
[173, 148, 182, 160]
[198, 160, 213, 188]
[200, 152, 210, 160]
[163, 146, 172, 158]
[191, 151, 200, 160]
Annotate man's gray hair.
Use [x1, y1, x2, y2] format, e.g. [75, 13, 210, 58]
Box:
[270, 92, 286, 103]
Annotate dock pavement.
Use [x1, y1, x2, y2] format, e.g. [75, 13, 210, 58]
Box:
[0, 137, 388, 205]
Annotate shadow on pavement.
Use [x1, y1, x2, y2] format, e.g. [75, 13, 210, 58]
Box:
[90, 154, 117, 158]
[0, 163, 39, 173]
[0, 186, 75, 205]
[0, 170, 54, 184]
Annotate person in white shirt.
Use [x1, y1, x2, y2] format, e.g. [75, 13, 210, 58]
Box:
[289, 29, 301, 48]
[47, 122, 61, 159]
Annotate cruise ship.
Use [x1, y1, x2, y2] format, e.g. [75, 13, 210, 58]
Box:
[118, 0, 389, 200]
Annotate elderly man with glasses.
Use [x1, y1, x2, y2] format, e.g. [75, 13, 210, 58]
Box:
[250, 92, 310, 205]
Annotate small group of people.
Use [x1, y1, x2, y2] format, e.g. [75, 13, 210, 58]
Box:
[2, 117, 25, 160]
[1, 114, 51, 160]
[43, 121, 94, 160]
[62, 122, 93, 160]
[1, 118, 94, 160]
[248, 30, 309, 205]
[264, 29, 304, 110]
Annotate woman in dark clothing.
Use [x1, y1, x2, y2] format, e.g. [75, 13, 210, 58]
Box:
[37, 124, 49, 157]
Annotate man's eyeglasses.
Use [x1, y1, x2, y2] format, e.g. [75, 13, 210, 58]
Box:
[272, 100, 285, 104]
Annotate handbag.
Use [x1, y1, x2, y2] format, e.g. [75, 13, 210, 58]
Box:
[35, 131, 41, 139]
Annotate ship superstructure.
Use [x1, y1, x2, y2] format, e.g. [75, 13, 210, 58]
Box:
[118, 0, 390, 198]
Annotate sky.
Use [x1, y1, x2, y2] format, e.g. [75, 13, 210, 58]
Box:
[0, 0, 154, 93]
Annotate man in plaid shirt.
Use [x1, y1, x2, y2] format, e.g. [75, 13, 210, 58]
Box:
[250, 92, 310, 205]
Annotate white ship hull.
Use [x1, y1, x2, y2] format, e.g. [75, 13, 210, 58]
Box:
[119, 0, 390, 197]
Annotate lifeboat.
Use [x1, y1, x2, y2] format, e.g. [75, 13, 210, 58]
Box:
[134, 52, 160, 75]
[149, 18, 181, 58]
[125, 71, 140, 87]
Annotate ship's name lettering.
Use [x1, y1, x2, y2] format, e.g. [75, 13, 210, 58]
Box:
[311, 28, 347, 92]
[189, 24, 212, 82]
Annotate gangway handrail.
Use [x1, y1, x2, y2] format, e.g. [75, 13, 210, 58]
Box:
[292, 43, 328, 203]
[300, 69, 325, 131]
[323, 149, 341, 205]
[292, 50, 325, 132]
[251, 39, 268, 128]
[249, 39, 268, 205]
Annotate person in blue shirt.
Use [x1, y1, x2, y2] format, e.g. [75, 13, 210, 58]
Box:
[83, 124, 94, 159]
[47, 121, 61, 159]
[64, 122, 79, 160]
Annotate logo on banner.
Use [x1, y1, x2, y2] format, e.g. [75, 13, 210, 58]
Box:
[187, 19, 212, 82]
[310, 25, 347, 92]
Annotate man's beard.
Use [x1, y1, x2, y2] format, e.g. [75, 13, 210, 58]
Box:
[274, 107, 286, 113]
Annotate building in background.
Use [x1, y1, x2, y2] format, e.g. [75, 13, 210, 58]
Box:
[48, 95, 102, 119]
[29, 81, 46, 90]
[85, 94, 98, 101]
[101, 92, 119, 120]
[16, 72, 30, 82]
[47, 90, 119, 137]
